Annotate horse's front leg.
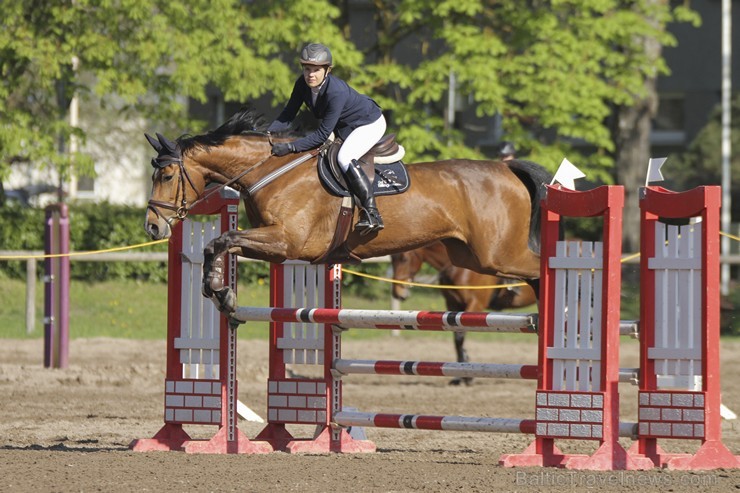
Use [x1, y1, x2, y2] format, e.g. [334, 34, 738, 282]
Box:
[202, 232, 238, 315]
[202, 227, 292, 315]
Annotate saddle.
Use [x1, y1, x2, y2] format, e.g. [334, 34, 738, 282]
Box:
[314, 134, 410, 265]
[317, 134, 410, 197]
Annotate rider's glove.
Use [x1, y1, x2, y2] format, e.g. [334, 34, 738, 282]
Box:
[272, 142, 295, 156]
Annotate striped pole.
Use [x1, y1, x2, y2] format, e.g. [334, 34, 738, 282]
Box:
[335, 359, 538, 380]
[334, 411, 638, 438]
[234, 306, 536, 332]
[233, 306, 639, 336]
[334, 359, 638, 384]
[334, 410, 536, 434]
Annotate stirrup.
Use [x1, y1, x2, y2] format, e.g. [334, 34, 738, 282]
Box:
[356, 209, 384, 235]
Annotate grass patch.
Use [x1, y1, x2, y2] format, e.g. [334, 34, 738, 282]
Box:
[0, 278, 464, 341]
[4, 275, 738, 341]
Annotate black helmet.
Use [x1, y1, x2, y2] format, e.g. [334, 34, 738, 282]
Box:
[498, 141, 516, 157]
[300, 43, 333, 67]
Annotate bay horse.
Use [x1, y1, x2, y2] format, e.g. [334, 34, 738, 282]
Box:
[143, 109, 551, 316]
[391, 241, 537, 385]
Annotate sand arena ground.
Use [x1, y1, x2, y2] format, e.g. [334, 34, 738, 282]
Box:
[3, 336, 740, 492]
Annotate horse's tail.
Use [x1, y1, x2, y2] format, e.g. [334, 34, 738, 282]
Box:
[506, 159, 553, 255]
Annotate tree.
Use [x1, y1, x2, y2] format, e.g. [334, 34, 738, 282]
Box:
[2, 0, 697, 206]
[611, 1, 700, 252]
[0, 0, 348, 200]
[339, 1, 697, 180]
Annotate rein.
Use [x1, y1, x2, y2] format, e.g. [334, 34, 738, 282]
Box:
[147, 143, 325, 223]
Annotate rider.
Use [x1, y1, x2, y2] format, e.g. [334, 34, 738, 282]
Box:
[267, 43, 386, 235]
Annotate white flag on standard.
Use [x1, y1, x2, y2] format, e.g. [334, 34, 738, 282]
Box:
[551, 158, 586, 190]
[646, 157, 667, 186]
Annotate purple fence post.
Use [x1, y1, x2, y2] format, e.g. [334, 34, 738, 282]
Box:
[44, 203, 70, 369]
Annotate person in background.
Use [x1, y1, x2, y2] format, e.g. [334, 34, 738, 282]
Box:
[267, 43, 386, 235]
[498, 141, 516, 161]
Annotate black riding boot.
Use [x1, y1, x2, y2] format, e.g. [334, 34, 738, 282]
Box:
[344, 160, 384, 235]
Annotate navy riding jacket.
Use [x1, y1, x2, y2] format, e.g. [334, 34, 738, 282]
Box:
[267, 74, 382, 152]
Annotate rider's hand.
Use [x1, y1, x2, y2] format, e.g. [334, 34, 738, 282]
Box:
[272, 142, 295, 156]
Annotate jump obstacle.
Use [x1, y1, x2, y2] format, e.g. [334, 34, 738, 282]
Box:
[131, 184, 740, 470]
[130, 188, 272, 454]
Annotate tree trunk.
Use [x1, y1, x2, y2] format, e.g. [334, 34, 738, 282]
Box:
[613, 32, 662, 253]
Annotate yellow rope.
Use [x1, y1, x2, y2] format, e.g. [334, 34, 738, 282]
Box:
[343, 250, 645, 290]
[721, 231, 740, 242]
[621, 252, 640, 263]
[0, 239, 168, 260]
[342, 267, 528, 290]
[3, 229, 737, 290]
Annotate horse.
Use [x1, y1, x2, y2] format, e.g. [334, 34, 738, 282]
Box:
[391, 241, 538, 385]
[143, 108, 552, 316]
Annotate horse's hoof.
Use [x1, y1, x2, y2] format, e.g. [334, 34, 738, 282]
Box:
[202, 271, 224, 299]
[202, 255, 226, 299]
[213, 287, 237, 315]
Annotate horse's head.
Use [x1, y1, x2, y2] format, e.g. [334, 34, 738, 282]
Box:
[390, 250, 424, 301]
[143, 109, 290, 240]
[143, 132, 207, 240]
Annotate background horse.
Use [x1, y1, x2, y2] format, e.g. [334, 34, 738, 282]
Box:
[143, 109, 552, 315]
[390, 241, 537, 385]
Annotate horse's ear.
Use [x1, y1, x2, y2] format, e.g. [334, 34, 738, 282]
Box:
[156, 132, 178, 154]
[145, 133, 163, 152]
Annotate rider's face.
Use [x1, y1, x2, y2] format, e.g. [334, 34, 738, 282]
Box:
[302, 64, 328, 88]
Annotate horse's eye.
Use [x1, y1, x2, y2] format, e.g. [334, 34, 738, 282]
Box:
[162, 174, 174, 183]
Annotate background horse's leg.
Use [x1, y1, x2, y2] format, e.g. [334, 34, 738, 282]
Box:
[449, 331, 472, 386]
[445, 286, 481, 387]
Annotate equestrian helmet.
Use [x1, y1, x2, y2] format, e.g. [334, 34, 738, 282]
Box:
[300, 43, 333, 67]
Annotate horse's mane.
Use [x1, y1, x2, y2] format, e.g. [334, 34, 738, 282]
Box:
[178, 107, 291, 154]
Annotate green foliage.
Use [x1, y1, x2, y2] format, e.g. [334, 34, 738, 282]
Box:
[0, 201, 280, 285]
[0, 202, 168, 280]
[344, 0, 695, 178]
[68, 202, 168, 281]
[0, 203, 47, 278]
[0, 0, 332, 181]
[1, 0, 697, 191]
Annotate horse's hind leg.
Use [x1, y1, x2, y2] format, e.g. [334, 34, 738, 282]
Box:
[449, 331, 472, 386]
[525, 278, 540, 302]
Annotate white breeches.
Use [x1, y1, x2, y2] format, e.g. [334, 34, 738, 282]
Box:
[337, 114, 387, 172]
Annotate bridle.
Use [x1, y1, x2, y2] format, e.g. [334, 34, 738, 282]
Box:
[146, 155, 199, 224]
[146, 137, 325, 224]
